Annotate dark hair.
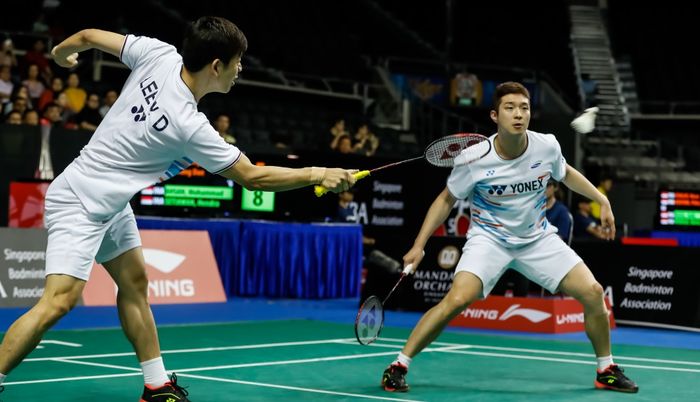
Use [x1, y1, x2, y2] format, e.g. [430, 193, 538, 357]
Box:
[493, 81, 530, 111]
[182, 16, 248, 72]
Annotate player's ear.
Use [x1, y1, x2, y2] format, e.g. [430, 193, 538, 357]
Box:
[211, 59, 221, 75]
[490, 110, 498, 124]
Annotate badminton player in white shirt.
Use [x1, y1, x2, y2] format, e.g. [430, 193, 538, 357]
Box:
[0, 17, 356, 402]
[381, 82, 638, 394]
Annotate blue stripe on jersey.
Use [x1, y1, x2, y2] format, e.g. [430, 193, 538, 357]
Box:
[534, 196, 546, 210]
[473, 193, 508, 212]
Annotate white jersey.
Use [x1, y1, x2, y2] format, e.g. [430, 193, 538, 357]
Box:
[62, 35, 241, 220]
[447, 130, 567, 248]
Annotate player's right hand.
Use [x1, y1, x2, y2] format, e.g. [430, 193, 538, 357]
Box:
[402, 247, 425, 274]
[320, 168, 357, 193]
[51, 47, 79, 68]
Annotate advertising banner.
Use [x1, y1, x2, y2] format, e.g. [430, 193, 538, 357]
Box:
[83, 230, 226, 305]
[9, 181, 51, 228]
[448, 295, 615, 333]
[573, 241, 700, 330]
[0, 228, 47, 307]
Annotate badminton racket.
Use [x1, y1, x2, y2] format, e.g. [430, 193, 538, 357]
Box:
[315, 132, 490, 197]
[354, 249, 424, 345]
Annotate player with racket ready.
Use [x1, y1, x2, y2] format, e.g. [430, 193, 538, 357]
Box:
[0, 17, 356, 402]
[380, 82, 638, 394]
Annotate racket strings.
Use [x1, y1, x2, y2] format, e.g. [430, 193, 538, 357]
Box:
[355, 296, 384, 345]
[425, 134, 490, 167]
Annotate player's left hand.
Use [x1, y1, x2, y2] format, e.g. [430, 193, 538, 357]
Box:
[599, 201, 616, 240]
[51, 47, 79, 68]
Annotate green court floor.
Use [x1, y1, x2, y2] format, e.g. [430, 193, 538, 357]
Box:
[2, 320, 699, 401]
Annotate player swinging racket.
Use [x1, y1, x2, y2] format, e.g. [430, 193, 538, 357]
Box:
[0, 17, 356, 402]
[380, 82, 638, 393]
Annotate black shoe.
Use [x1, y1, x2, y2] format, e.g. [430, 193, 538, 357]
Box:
[381, 363, 409, 392]
[595, 364, 639, 393]
[140, 373, 191, 401]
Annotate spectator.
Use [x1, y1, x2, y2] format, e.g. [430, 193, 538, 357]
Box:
[214, 113, 236, 144]
[40, 102, 63, 127]
[330, 117, 348, 137]
[22, 39, 52, 83]
[0, 65, 13, 104]
[4, 86, 34, 116]
[63, 72, 87, 113]
[71, 92, 102, 131]
[590, 176, 613, 221]
[4, 110, 22, 125]
[0, 38, 18, 68]
[545, 179, 572, 244]
[22, 64, 46, 104]
[54, 91, 75, 124]
[573, 197, 607, 240]
[329, 118, 349, 150]
[23, 109, 40, 126]
[334, 134, 354, 154]
[99, 89, 118, 117]
[353, 123, 379, 156]
[38, 76, 64, 111]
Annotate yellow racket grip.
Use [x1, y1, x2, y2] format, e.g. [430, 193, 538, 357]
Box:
[314, 170, 370, 197]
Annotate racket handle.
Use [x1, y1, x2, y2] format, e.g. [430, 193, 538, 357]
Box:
[314, 170, 370, 197]
[402, 251, 425, 275]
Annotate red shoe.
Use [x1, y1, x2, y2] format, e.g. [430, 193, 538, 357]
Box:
[381, 362, 409, 392]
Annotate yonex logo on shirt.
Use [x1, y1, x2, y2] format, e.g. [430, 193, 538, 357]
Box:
[488, 185, 507, 195]
[131, 105, 146, 121]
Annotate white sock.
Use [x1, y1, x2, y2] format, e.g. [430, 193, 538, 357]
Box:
[596, 355, 614, 371]
[392, 352, 412, 368]
[0, 373, 6, 385]
[140, 357, 169, 387]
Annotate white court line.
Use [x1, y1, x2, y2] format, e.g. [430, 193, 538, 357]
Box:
[168, 350, 400, 373]
[4, 372, 141, 386]
[40, 340, 82, 347]
[25, 338, 357, 362]
[52, 358, 141, 372]
[6, 338, 700, 389]
[5, 350, 400, 386]
[178, 373, 425, 402]
[444, 349, 700, 373]
[378, 337, 700, 366]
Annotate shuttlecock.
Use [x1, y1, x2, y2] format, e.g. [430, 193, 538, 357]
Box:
[570, 106, 599, 134]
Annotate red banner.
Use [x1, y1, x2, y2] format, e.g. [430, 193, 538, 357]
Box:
[9, 181, 50, 228]
[83, 230, 227, 305]
[449, 295, 615, 333]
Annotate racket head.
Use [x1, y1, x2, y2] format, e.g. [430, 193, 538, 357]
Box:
[354, 295, 385, 345]
[424, 133, 491, 168]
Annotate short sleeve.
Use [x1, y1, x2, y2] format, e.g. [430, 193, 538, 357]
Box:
[120, 35, 175, 70]
[549, 135, 567, 181]
[447, 164, 476, 200]
[184, 124, 242, 174]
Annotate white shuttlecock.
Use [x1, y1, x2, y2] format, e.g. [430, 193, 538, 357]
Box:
[570, 106, 599, 134]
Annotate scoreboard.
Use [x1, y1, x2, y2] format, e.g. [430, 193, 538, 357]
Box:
[658, 189, 700, 228]
[133, 164, 275, 218]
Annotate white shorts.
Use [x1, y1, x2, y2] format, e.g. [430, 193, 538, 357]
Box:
[455, 233, 582, 298]
[44, 175, 142, 281]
